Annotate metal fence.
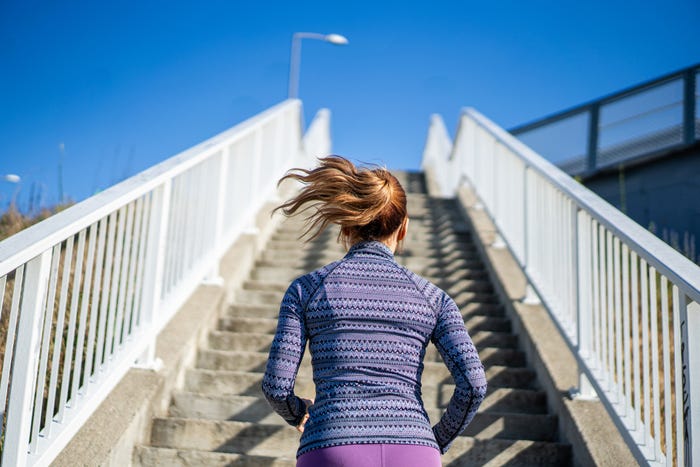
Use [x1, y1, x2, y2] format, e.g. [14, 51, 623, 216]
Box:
[423, 108, 700, 466]
[510, 64, 699, 175]
[0, 99, 330, 466]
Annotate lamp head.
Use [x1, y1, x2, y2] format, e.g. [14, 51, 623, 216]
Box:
[325, 34, 348, 45]
[3, 174, 20, 183]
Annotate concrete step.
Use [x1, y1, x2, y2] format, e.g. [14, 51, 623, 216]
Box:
[149, 418, 300, 458]
[472, 388, 548, 415]
[434, 411, 558, 442]
[424, 346, 526, 367]
[228, 303, 279, 319]
[133, 446, 295, 467]
[250, 266, 305, 282]
[439, 279, 494, 295]
[441, 437, 571, 466]
[217, 314, 510, 335]
[206, 329, 518, 354]
[265, 239, 345, 252]
[184, 361, 535, 396]
[271, 227, 475, 244]
[183, 368, 543, 412]
[419, 266, 490, 282]
[225, 301, 504, 321]
[250, 262, 492, 285]
[234, 288, 285, 306]
[218, 316, 279, 333]
[258, 249, 343, 265]
[398, 245, 479, 261]
[207, 331, 274, 352]
[195, 347, 526, 376]
[169, 392, 557, 442]
[392, 172, 427, 193]
[148, 418, 569, 465]
[414, 267, 489, 282]
[425, 387, 548, 414]
[460, 302, 504, 318]
[196, 350, 271, 373]
[459, 315, 511, 333]
[259, 274, 489, 300]
[242, 280, 290, 293]
[259, 241, 478, 259]
[400, 256, 485, 272]
[184, 369, 315, 397]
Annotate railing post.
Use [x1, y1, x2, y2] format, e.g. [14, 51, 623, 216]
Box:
[203, 151, 228, 285]
[244, 128, 263, 234]
[572, 208, 598, 399]
[683, 69, 697, 145]
[682, 299, 700, 466]
[522, 166, 529, 272]
[586, 104, 600, 172]
[521, 165, 540, 305]
[2, 249, 52, 466]
[135, 180, 171, 367]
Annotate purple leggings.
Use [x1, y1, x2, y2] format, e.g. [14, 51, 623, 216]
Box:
[296, 443, 441, 467]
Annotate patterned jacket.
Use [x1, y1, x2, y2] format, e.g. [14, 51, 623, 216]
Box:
[262, 240, 487, 457]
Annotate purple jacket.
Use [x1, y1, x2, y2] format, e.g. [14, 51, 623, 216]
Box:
[262, 241, 487, 457]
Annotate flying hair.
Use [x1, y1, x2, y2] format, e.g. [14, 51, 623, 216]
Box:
[274, 156, 407, 248]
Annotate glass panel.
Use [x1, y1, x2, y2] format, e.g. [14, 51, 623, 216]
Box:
[598, 79, 684, 167]
[514, 111, 589, 174]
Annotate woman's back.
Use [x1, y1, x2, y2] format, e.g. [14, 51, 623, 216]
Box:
[260, 156, 487, 465]
[264, 241, 486, 457]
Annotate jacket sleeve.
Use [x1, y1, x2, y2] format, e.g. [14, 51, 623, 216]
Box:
[430, 293, 488, 454]
[261, 281, 309, 427]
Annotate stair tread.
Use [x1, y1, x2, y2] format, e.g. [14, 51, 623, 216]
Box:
[149, 417, 570, 463]
[196, 346, 527, 372]
[185, 364, 536, 390]
[207, 329, 519, 352]
[168, 391, 558, 442]
[134, 446, 295, 467]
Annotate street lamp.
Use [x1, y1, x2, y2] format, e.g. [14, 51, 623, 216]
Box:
[288, 32, 348, 99]
[2, 173, 21, 208]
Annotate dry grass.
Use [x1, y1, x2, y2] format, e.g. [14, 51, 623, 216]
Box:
[1, 204, 74, 373]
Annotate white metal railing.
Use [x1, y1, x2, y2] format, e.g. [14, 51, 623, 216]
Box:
[0, 99, 330, 466]
[422, 108, 700, 467]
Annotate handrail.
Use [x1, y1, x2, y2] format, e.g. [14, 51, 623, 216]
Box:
[0, 100, 301, 277]
[422, 107, 700, 466]
[469, 109, 700, 303]
[509, 63, 699, 175]
[0, 99, 330, 466]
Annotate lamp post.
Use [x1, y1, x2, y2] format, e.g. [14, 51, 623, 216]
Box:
[2, 173, 21, 209]
[288, 32, 348, 99]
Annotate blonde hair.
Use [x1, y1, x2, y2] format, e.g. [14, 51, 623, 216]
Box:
[275, 156, 407, 248]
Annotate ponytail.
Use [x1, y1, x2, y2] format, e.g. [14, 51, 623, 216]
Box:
[275, 156, 407, 247]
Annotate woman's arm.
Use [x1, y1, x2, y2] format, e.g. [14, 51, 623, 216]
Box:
[430, 293, 488, 454]
[261, 281, 310, 427]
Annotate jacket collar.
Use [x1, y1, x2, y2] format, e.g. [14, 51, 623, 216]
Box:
[346, 240, 395, 260]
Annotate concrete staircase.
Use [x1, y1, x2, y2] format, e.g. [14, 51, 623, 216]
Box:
[133, 172, 572, 466]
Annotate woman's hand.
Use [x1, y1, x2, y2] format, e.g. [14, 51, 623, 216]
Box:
[296, 398, 314, 433]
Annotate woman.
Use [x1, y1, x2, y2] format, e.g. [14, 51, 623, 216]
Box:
[262, 156, 487, 467]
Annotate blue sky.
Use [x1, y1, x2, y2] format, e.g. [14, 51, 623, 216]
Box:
[1, 0, 699, 209]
